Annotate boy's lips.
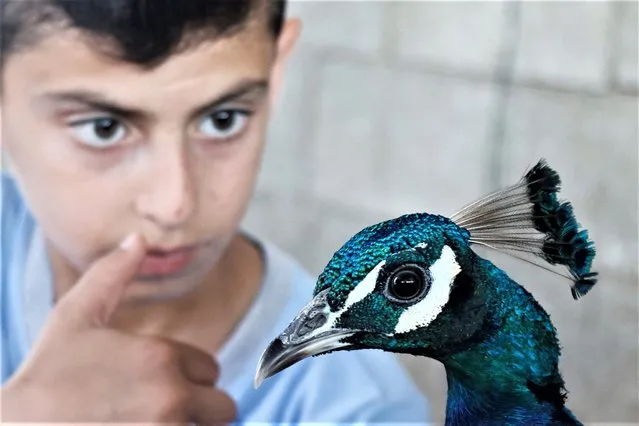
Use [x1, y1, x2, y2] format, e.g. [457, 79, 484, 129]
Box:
[138, 244, 199, 277]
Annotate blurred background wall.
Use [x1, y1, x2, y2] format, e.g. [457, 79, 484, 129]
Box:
[242, 1, 639, 424]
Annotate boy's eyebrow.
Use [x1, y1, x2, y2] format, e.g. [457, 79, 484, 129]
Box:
[35, 79, 269, 120]
[190, 79, 269, 117]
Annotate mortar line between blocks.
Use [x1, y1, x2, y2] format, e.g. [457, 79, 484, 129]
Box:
[486, 1, 521, 191]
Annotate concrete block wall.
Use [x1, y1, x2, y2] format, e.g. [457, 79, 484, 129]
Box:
[242, 1, 639, 424]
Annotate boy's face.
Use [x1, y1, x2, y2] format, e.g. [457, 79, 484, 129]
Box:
[2, 18, 299, 302]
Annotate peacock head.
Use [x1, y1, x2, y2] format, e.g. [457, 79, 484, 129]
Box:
[254, 160, 598, 388]
[253, 214, 490, 387]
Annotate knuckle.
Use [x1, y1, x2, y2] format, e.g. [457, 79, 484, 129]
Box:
[154, 386, 190, 420]
[138, 338, 178, 369]
[221, 393, 239, 421]
[211, 362, 221, 383]
[210, 357, 221, 374]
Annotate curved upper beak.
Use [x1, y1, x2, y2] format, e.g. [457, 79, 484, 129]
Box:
[254, 289, 354, 388]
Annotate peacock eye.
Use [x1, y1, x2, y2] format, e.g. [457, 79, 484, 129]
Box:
[385, 264, 430, 303]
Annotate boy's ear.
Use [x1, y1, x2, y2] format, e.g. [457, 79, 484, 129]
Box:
[269, 17, 302, 106]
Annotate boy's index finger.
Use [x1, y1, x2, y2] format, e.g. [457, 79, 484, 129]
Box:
[55, 233, 146, 329]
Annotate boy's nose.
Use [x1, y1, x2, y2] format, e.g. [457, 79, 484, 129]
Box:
[135, 151, 196, 229]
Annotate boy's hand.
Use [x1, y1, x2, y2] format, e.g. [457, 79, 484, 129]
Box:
[1, 233, 237, 423]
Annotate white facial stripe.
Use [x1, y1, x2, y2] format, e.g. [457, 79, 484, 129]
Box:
[341, 260, 384, 312]
[293, 261, 385, 340]
[394, 245, 461, 334]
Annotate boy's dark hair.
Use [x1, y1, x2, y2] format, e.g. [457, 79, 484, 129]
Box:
[0, 0, 287, 67]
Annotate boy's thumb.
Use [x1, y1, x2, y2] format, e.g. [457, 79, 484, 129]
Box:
[55, 233, 146, 329]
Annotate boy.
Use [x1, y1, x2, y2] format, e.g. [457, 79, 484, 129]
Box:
[0, 0, 430, 423]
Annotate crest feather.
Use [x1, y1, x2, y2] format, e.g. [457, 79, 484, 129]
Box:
[450, 159, 598, 300]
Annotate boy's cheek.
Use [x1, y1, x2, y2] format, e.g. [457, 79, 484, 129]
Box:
[4, 114, 79, 180]
[27, 184, 127, 265]
[5, 158, 129, 271]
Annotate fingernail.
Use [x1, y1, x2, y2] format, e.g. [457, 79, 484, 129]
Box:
[120, 233, 138, 250]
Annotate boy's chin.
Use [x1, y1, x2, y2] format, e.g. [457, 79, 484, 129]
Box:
[125, 274, 210, 303]
[125, 260, 217, 303]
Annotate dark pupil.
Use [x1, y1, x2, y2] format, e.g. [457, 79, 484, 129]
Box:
[213, 111, 234, 130]
[391, 269, 423, 300]
[95, 119, 118, 139]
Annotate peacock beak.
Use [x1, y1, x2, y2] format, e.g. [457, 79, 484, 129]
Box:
[254, 289, 354, 388]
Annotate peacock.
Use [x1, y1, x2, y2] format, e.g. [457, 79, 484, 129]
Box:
[254, 159, 598, 425]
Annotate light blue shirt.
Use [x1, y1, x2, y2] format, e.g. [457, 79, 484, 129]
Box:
[1, 173, 431, 424]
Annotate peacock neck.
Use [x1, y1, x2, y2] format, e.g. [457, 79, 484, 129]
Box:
[442, 356, 566, 426]
[440, 273, 575, 426]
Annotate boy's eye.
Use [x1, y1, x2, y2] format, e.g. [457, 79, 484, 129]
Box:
[70, 117, 127, 148]
[198, 110, 250, 140]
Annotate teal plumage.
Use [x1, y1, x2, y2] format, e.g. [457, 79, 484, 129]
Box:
[255, 159, 597, 426]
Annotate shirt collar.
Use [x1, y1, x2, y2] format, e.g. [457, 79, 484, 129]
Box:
[21, 226, 54, 352]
